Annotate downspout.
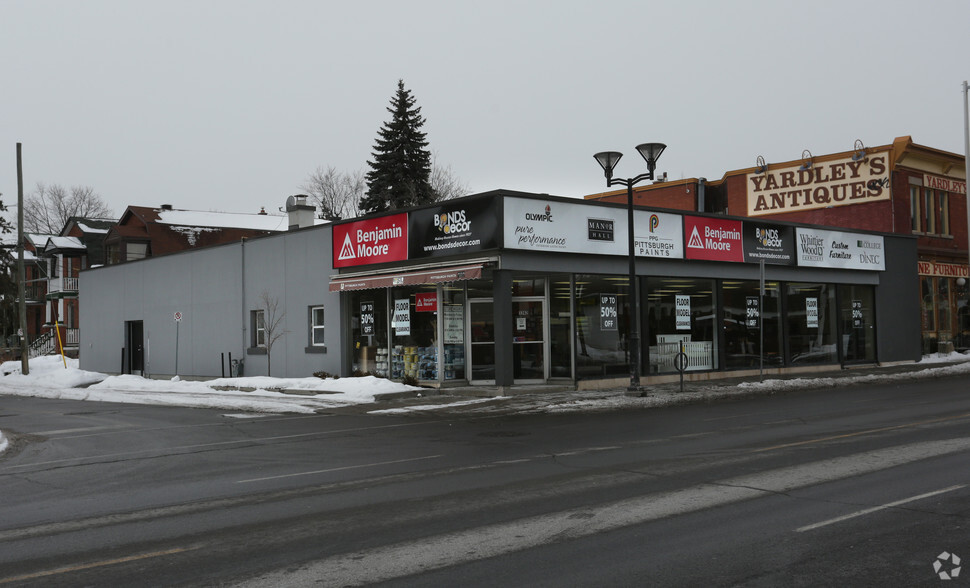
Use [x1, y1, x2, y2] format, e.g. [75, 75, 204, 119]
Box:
[241, 237, 247, 354]
[697, 178, 707, 212]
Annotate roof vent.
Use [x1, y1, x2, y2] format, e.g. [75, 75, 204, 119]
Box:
[160, 204, 173, 210]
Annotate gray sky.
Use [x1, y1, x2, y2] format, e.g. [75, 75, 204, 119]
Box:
[3, 0, 970, 221]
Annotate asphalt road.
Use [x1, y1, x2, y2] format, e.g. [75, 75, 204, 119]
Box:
[1, 374, 969, 586]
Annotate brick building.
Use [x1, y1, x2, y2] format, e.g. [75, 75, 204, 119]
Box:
[586, 136, 969, 353]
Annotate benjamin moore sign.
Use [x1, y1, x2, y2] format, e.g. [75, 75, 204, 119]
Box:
[795, 228, 886, 271]
[746, 154, 890, 217]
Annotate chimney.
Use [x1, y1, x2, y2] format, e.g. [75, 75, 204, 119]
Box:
[285, 194, 315, 230]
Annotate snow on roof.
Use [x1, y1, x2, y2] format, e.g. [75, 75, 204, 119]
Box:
[76, 222, 110, 233]
[45, 236, 84, 250]
[156, 209, 288, 232]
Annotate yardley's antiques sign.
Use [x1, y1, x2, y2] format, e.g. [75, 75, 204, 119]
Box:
[746, 154, 890, 217]
[795, 228, 886, 271]
[923, 174, 967, 195]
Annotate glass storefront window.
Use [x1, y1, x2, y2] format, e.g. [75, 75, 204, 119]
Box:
[350, 290, 388, 376]
[574, 275, 630, 379]
[721, 280, 783, 369]
[390, 285, 438, 381]
[787, 283, 838, 365]
[441, 285, 466, 381]
[839, 284, 876, 363]
[549, 276, 573, 378]
[957, 278, 970, 351]
[646, 278, 717, 374]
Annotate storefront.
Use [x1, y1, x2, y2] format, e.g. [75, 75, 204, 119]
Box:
[330, 191, 919, 388]
[918, 260, 970, 353]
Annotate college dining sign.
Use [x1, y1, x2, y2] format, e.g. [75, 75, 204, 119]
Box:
[746, 153, 890, 217]
[333, 213, 409, 268]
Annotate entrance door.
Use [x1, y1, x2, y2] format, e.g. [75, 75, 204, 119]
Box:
[468, 299, 495, 383]
[512, 298, 545, 382]
[125, 320, 144, 375]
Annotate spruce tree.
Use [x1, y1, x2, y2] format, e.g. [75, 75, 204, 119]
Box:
[362, 80, 435, 214]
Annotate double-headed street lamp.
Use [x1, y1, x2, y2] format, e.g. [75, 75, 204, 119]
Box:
[594, 143, 666, 392]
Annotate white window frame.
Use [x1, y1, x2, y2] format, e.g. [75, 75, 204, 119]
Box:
[310, 305, 325, 346]
[253, 310, 266, 347]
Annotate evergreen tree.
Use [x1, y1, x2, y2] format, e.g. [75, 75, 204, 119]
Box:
[362, 80, 435, 214]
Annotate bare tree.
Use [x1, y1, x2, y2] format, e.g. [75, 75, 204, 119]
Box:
[257, 291, 289, 377]
[300, 166, 365, 221]
[429, 152, 470, 202]
[23, 183, 113, 234]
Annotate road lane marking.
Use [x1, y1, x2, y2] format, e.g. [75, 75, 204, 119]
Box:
[795, 484, 967, 532]
[34, 424, 132, 436]
[235, 454, 444, 483]
[753, 412, 970, 452]
[0, 546, 197, 584]
[235, 437, 970, 587]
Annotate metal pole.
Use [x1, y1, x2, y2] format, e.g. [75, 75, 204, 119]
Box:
[626, 182, 641, 391]
[759, 259, 765, 382]
[963, 82, 970, 271]
[175, 319, 179, 377]
[16, 143, 29, 375]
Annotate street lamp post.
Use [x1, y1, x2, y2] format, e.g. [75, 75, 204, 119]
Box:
[594, 143, 666, 393]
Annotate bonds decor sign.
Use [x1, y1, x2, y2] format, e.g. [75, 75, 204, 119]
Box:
[684, 216, 743, 262]
[333, 213, 408, 268]
[409, 199, 499, 258]
[794, 227, 886, 271]
[746, 153, 890, 217]
[742, 222, 795, 265]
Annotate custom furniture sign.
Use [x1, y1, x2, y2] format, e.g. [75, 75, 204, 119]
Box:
[333, 213, 409, 268]
[746, 153, 890, 217]
[795, 228, 885, 271]
[684, 216, 744, 262]
[742, 222, 795, 265]
[409, 199, 499, 258]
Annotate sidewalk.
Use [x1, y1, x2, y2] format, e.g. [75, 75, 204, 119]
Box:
[357, 357, 970, 417]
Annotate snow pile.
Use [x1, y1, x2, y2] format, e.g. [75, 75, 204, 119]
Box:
[0, 356, 422, 415]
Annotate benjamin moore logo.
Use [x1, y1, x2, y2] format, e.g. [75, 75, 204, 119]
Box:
[337, 233, 356, 260]
[588, 218, 615, 242]
[525, 204, 553, 222]
[687, 226, 704, 248]
[434, 209, 471, 235]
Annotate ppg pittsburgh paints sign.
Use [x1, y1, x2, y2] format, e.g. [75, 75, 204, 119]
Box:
[746, 154, 890, 217]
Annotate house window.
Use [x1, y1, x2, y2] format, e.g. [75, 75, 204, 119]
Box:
[910, 186, 921, 232]
[127, 242, 148, 261]
[252, 310, 266, 347]
[310, 306, 325, 346]
[924, 190, 936, 234]
[939, 191, 950, 235]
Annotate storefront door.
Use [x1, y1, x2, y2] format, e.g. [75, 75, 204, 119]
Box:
[468, 299, 495, 383]
[512, 298, 546, 382]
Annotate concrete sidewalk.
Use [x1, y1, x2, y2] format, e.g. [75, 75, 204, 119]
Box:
[354, 358, 970, 416]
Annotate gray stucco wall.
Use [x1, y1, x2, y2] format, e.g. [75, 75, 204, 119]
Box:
[80, 224, 341, 378]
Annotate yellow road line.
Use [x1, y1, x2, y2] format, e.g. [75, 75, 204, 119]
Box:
[754, 412, 970, 452]
[0, 546, 196, 584]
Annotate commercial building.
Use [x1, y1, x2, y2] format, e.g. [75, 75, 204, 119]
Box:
[80, 191, 919, 388]
[588, 136, 969, 353]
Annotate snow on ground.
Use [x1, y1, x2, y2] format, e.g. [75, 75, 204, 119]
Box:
[2, 352, 970, 454]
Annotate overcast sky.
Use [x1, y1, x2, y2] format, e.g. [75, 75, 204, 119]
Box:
[3, 0, 970, 222]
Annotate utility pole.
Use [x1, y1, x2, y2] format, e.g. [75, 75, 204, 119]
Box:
[16, 143, 29, 375]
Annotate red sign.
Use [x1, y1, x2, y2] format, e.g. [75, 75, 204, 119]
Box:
[415, 292, 438, 312]
[333, 213, 409, 268]
[684, 216, 744, 262]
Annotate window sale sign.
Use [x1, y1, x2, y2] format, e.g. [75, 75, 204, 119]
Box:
[684, 216, 744, 262]
[333, 213, 409, 268]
